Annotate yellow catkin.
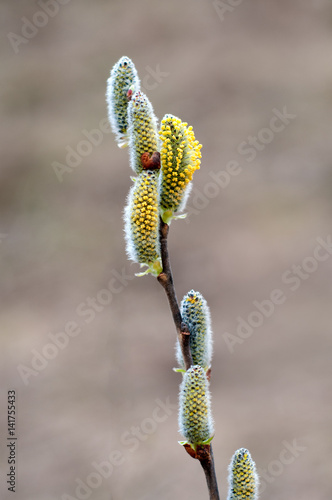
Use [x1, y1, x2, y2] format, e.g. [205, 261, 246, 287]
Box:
[159, 114, 202, 222]
[124, 170, 162, 275]
[128, 91, 159, 174]
[179, 365, 214, 446]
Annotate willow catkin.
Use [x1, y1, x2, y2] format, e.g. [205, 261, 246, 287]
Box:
[179, 365, 214, 446]
[106, 56, 140, 148]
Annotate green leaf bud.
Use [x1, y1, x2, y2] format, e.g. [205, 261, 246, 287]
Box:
[128, 91, 159, 175]
[106, 56, 140, 148]
[124, 170, 162, 276]
[179, 365, 214, 447]
[227, 448, 259, 500]
[159, 114, 202, 223]
[176, 290, 212, 371]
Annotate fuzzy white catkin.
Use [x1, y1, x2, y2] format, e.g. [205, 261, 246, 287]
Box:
[178, 365, 214, 445]
[106, 56, 140, 148]
[227, 448, 259, 500]
[176, 290, 213, 370]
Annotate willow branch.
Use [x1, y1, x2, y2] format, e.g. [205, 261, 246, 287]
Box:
[157, 217, 192, 370]
[199, 445, 220, 500]
[156, 217, 220, 499]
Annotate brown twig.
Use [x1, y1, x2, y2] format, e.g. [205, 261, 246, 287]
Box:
[199, 444, 220, 500]
[156, 217, 220, 500]
[157, 218, 193, 370]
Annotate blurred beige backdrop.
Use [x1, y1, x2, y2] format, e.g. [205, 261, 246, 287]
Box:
[1, 1, 332, 499]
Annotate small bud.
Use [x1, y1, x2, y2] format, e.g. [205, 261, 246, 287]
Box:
[227, 448, 259, 500]
[179, 365, 214, 447]
[106, 56, 140, 148]
[128, 91, 159, 175]
[124, 170, 162, 276]
[176, 290, 212, 371]
[141, 151, 161, 171]
[159, 114, 202, 223]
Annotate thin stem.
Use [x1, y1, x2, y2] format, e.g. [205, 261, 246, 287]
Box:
[199, 445, 220, 500]
[156, 217, 220, 499]
[157, 218, 192, 370]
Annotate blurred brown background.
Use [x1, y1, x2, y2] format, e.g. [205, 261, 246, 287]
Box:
[1, 1, 332, 499]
